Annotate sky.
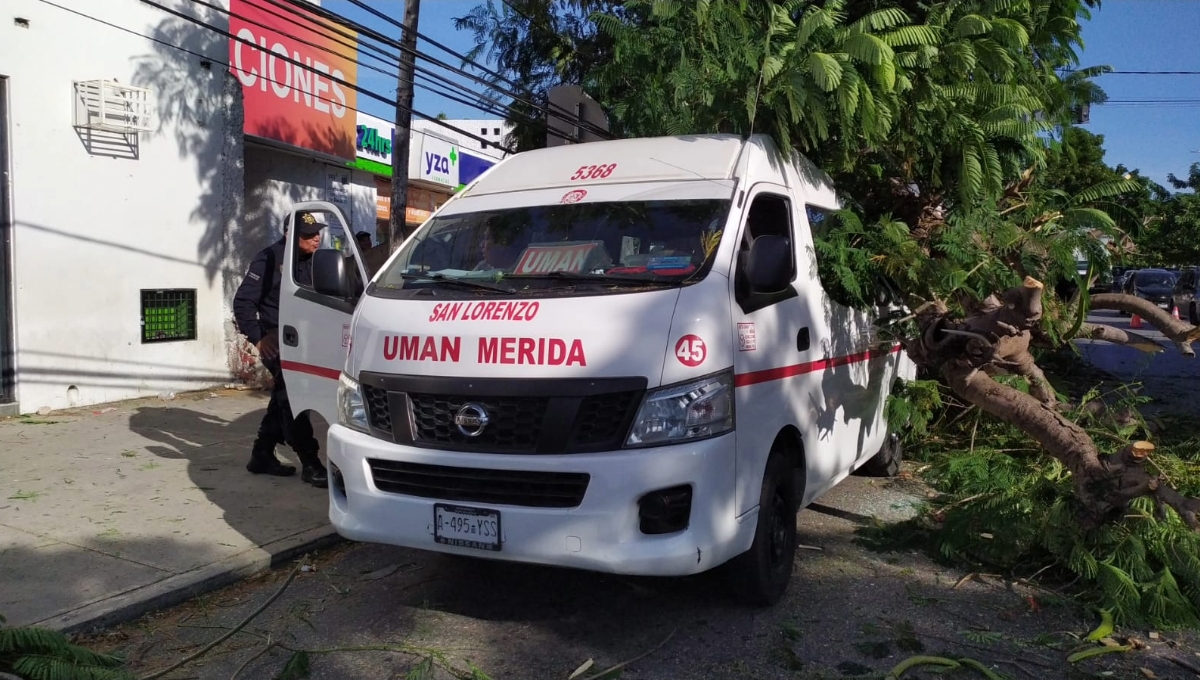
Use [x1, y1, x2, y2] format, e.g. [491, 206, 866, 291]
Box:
[324, 0, 1200, 189]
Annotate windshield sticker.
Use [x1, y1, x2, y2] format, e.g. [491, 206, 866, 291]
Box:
[382, 334, 585, 366]
[560, 189, 588, 204]
[513, 242, 602, 275]
[569, 163, 617, 181]
[738, 323, 757, 351]
[428, 301, 540, 323]
[646, 256, 693, 271]
[675, 334, 707, 367]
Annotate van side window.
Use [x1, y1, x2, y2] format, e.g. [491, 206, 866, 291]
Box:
[740, 193, 795, 278]
[805, 204, 865, 308]
[805, 205, 836, 239]
[735, 193, 798, 313]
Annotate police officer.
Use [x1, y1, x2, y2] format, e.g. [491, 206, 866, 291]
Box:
[232, 212, 328, 488]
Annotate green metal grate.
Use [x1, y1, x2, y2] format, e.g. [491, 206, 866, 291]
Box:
[141, 289, 197, 343]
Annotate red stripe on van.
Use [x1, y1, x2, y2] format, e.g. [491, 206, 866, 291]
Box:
[280, 360, 341, 380]
[734, 344, 901, 388]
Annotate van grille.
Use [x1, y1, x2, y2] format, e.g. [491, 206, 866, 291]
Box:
[362, 384, 392, 433]
[357, 373, 646, 455]
[409, 394, 548, 452]
[368, 459, 589, 508]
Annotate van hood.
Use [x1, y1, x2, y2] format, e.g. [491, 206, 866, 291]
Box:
[349, 289, 683, 385]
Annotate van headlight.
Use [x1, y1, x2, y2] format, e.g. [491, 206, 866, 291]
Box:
[625, 371, 734, 447]
[337, 373, 369, 433]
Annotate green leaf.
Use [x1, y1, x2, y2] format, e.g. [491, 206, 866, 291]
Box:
[954, 14, 993, 38]
[843, 32, 893, 66]
[276, 650, 311, 680]
[807, 52, 844, 91]
[1072, 178, 1145, 204]
[406, 656, 435, 680]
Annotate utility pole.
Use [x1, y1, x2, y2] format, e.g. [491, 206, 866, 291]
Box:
[389, 0, 421, 252]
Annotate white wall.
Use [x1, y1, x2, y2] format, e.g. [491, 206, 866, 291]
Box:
[1, 0, 243, 413]
[243, 145, 377, 245]
[412, 119, 511, 159]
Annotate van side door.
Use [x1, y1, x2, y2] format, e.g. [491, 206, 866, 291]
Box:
[278, 201, 369, 427]
[728, 185, 831, 513]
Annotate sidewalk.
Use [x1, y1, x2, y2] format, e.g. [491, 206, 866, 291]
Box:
[0, 389, 339, 633]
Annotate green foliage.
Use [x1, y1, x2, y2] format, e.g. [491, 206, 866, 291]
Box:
[1134, 162, 1200, 267]
[861, 385, 1200, 629]
[885, 379, 944, 442]
[0, 617, 134, 680]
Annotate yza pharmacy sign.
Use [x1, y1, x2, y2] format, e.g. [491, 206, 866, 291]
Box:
[353, 111, 460, 190]
[417, 134, 459, 188]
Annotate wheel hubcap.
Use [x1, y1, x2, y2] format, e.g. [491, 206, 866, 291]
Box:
[769, 490, 788, 566]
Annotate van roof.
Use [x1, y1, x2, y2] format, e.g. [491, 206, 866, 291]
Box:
[464, 134, 750, 196]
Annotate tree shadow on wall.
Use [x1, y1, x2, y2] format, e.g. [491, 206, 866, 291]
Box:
[130, 1, 354, 304]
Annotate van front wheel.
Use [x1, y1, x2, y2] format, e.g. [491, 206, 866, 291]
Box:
[727, 451, 797, 606]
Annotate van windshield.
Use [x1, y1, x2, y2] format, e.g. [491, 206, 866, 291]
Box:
[372, 199, 731, 297]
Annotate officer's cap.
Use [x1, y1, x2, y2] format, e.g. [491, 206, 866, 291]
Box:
[295, 212, 323, 237]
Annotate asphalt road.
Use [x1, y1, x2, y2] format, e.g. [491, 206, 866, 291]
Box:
[1074, 310, 1200, 416]
[86, 469, 1200, 680]
[79, 316, 1200, 679]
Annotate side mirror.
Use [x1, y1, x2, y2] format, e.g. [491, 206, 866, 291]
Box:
[312, 249, 352, 298]
[746, 235, 792, 293]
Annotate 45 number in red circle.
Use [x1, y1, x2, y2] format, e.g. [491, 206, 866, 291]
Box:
[570, 163, 617, 181]
[675, 335, 707, 367]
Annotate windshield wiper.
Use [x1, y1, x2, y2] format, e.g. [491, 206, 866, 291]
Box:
[399, 272, 512, 294]
[508, 272, 678, 286]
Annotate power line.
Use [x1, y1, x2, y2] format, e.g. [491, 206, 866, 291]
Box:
[182, 0, 579, 145]
[137, 0, 515, 154]
[325, 0, 613, 141]
[38, 0, 510, 157]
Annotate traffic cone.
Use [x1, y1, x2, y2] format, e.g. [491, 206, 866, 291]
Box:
[1172, 306, 1181, 320]
[1131, 314, 1142, 329]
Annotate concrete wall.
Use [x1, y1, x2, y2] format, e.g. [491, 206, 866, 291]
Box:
[1, 0, 243, 413]
[242, 145, 376, 240]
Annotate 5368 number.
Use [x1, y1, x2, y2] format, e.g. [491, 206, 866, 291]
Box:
[570, 163, 617, 181]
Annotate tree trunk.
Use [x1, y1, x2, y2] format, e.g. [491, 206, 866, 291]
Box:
[910, 280, 1200, 531]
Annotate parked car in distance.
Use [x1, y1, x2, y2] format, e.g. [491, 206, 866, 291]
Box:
[1172, 266, 1200, 324]
[1110, 267, 1132, 293]
[1123, 268, 1178, 313]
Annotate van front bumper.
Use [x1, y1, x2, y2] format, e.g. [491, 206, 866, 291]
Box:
[324, 425, 753, 576]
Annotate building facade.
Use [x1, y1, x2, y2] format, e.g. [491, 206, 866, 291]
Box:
[0, 0, 503, 415]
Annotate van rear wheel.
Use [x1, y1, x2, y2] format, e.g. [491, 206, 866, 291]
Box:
[856, 433, 903, 477]
[727, 450, 797, 606]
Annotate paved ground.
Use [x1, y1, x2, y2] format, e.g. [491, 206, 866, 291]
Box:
[83, 471, 1200, 680]
[5, 307, 1200, 677]
[0, 388, 336, 631]
[1074, 310, 1200, 416]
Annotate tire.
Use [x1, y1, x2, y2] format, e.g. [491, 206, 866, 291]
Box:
[1190, 302, 1198, 326]
[727, 450, 798, 606]
[856, 433, 903, 478]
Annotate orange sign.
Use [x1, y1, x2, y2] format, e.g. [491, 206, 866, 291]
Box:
[375, 178, 390, 219]
[229, 0, 358, 159]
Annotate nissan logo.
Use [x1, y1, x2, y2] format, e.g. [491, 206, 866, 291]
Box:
[454, 402, 490, 437]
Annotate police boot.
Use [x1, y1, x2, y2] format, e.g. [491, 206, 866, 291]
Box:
[297, 452, 328, 489]
[246, 444, 296, 477]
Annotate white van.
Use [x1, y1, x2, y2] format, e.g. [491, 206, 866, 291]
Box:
[279, 133, 916, 604]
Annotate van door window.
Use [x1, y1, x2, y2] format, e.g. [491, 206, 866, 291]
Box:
[735, 192, 797, 313]
[291, 208, 363, 295]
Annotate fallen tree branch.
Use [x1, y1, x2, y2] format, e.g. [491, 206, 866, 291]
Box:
[1090, 294, 1200, 346]
[141, 559, 306, 680]
[1077, 323, 1165, 354]
[578, 628, 677, 680]
[230, 634, 274, 680]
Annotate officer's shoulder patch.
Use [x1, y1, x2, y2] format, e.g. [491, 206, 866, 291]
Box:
[248, 271, 261, 281]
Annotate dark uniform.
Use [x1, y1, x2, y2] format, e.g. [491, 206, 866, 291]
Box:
[232, 222, 328, 488]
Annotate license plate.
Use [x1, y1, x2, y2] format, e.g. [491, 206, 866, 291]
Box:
[433, 504, 501, 551]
